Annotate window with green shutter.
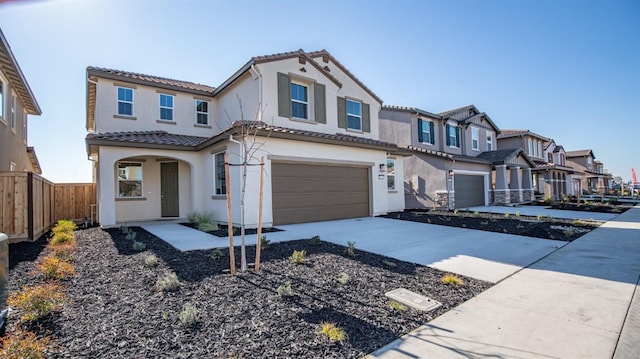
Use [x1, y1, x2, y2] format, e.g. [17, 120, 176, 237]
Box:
[418, 118, 435, 145]
[277, 72, 326, 124]
[338, 97, 370, 133]
[446, 124, 460, 147]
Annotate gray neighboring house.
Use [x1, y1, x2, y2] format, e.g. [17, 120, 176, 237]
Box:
[566, 149, 611, 194]
[379, 104, 535, 209]
[0, 27, 42, 173]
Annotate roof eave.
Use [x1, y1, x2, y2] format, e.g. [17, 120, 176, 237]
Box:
[87, 68, 214, 97]
[0, 28, 41, 115]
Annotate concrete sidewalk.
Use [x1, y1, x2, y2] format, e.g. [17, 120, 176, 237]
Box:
[468, 204, 617, 222]
[368, 205, 640, 358]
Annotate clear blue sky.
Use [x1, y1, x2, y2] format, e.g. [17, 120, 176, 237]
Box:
[2, 0, 639, 182]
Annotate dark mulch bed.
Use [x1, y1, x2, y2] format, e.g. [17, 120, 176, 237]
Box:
[547, 202, 632, 214]
[180, 222, 283, 237]
[381, 209, 601, 241]
[8, 227, 491, 358]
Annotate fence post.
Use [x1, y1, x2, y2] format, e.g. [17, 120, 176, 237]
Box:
[27, 172, 34, 241]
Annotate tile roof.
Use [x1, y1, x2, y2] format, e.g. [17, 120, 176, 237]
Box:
[86, 131, 210, 148]
[475, 148, 536, 167]
[87, 67, 216, 94]
[86, 123, 410, 155]
[566, 149, 594, 158]
[497, 129, 549, 141]
[438, 104, 476, 117]
[382, 105, 442, 119]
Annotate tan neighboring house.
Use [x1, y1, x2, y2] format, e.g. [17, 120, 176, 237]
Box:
[379, 105, 536, 209]
[0, 27, 42, 174]
[86, 49, 408, 228]
[566, 149, 611, 194]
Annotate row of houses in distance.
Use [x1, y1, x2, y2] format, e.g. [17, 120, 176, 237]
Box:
[84, 49, 613, 228]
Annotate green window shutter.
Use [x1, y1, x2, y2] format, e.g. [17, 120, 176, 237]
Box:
[337, 97, 346, 129]
[417, 119, 424, 142]
[277, 72, 290, 118]
[446, 124, 451, 146]
[313, 83, 326, 124]
[362, 103, 370, 132]
[429, 121, 435, 144]
[455, 126, 461, 147]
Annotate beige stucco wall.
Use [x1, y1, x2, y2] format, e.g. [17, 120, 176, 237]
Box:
[91, 78, 217, 137]
[0, 71, 34, 172]
[255, 58, 381, 140]
[215, 71, 260, 127]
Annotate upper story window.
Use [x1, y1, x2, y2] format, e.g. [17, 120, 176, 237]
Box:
[548, 153, 553, 163]
[527, 138, 533, 156]
[537, 141, 543, 158]
[446, 124, 460, 148]
[117, 162, 143, 197]
[159, 94, 173, 121]
[471, 127, 479, 151]
[214, 152, 226, 195]
[117, 87, 134, 116]
[387, 158, 396, 191]
[346, 99, 362, 131]
[10, 93, 16, 130]
[418, 118, 435, 145]
[9, 161, 16, 172]
[560, 154, 565, 166]
[196, 100, 209, 125]
[290, 82, 308, 119]
[486, 132, 493, 151]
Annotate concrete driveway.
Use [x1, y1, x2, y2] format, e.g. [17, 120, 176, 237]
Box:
[142, 217, 562, 283]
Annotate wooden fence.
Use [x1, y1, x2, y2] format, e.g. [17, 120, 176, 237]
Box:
[0, 172, 96, 242]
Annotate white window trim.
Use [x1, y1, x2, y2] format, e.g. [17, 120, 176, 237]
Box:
[213, 151, 227, 196]
[117, 162, 143, 198]
[448, 124, 460, 148]
[196, 100, 209, 125]
[420, 119, 434, 145]
[117, 86, 134, 116]
[159, 94, 174, 121]
[9, 161, 16, 172]
[10, 92, 16, 131]
[346, 98, 363, 131]
[387, 158, 396, 191]
[471, 127, 479, 151]
[290, 80, 310, 120]
[486, 132, 494, 151]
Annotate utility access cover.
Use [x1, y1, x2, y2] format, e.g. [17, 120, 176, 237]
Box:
[385, 288, 442, 312]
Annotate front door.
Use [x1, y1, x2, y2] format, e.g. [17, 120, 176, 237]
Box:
[160, 162, 179, 217]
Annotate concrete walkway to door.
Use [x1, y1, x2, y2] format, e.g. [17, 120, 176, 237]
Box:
[367, 204, 640, 358]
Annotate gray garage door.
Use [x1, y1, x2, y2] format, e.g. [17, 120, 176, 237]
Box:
[454, 174, 485, 208]
[272, 163, 370, 225]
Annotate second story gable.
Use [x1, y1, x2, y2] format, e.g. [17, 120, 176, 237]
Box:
[497, 129, 549, 162]
[379, 104, 499, 157]
[543, 140, 567, 167]
[566, 149, 598, 173]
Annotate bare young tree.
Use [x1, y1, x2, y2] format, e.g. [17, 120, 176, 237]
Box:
[224, 95, 271, 272]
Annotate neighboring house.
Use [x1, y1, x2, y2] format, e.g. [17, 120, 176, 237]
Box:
[379, 105, 535, 209]
[525, 138, 583, 200]
[566, 150, 611, 194]
[86, 49, 407, 228]
[0, 27, 42, 174]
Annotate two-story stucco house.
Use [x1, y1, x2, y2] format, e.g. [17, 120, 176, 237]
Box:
[0, 28, 42, 174]
[566, 149, 611, 194]
[379, 105, 535, 209]
[532, 139, 583, 199]
[86, 49, 407, 228]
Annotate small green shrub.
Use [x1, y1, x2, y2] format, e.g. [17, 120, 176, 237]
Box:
[442, 274, 464, 286]
[504, 212, 510, 219]
[48, 242, 77, 262]
[388, 300, 407, 311]
[515, 211, 521, 219]
[198, 222, 218, 232]
[7, 283, 66, 322]
[318, 322, 347, 342]
[573, 219, 587, 226]
[189, 211, 219, 232]
[49, 232, 75, 246]
[260, 235, 270, 248]
[156, 271, 180, 292]
[132, 241, 146, 251]
[180, 303, 199, 327]
[36, 255, 75, 280]
[290, 250, 306, 265]
[277, 281, 293, 297]
[120, 224, 129, 234]
[336, 272, 349, 285]
[144, 254, 159, 267]
[536, 214, 543, 220]
[51, 219, 76, 235]
[210, 248, 224, 261]
[310, 235, 321, 245]
[473, 211, 480, 217]
[0, 330, 53, 359]
[125, 229, 137, 241]
[382, 260, 396, 267]
[453, 209, 459, 215]
[345, 241, 356, 257]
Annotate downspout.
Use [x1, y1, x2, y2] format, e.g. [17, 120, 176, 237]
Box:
[250, 65, 263, 122]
